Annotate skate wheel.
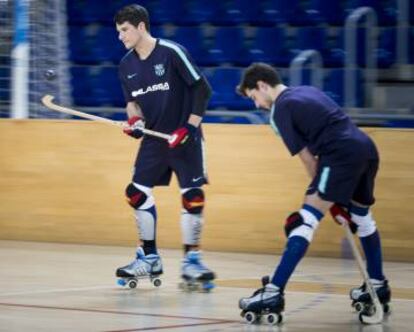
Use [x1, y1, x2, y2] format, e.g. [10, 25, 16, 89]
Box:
[153, 278, 162, 287]
[178, 282, 196, 292]
[117, 279, 127, 286]
[244, 311, 257, 324]
[202, 282, 215, 292]
[354, 302, 363, 313]
[266, 313, 282, 325]
[128, 279, 137, 289]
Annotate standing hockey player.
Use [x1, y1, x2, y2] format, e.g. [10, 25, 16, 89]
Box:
[236, 63, 391, 323]
[114, 4, 215, 290]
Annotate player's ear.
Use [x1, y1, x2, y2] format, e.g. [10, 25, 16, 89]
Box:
[137, 21, 146, 32]
[257, 80, 267, 91]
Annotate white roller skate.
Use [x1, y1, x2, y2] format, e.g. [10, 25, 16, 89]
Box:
[116, 247, 163, 289]
[350, 279, 391, 317]
[239, 283, 284, 325]
[179, 250, 215, 292]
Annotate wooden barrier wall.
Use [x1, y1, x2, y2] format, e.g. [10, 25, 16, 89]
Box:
[1, 120, 413, 261]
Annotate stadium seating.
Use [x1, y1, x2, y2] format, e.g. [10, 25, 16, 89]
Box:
[175, 0, 217, 25]
[324, 68, 364, 107]
[376, 28, 397, 68]
[66, 0, 413, 113]
[207, 27, 249, 65]
[67, 0, 113, 25]
[348, 0, 397, 26]
[247, 27, 291, 66]
[204, 67, 253, 110]
[69, 26, 121, 64]
[411, 28, 414, 64]
[70, 66, 123, 106]
[0, 67, 10, 103]
[169, 27, 211, 65]
[287, 0, 325, 26]
[248, 0, 289, 26]
[209, 0, 252, 26]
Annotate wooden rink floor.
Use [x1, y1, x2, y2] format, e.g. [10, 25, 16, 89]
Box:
[0, 241, 413, 332]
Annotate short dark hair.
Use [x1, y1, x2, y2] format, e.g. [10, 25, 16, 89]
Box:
[236, 63, 282, 96]
[114, 4, 150, 32]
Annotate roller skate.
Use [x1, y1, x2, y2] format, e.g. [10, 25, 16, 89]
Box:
[116, 247, 163, 288]
[350, 279, 391, 317]
[179, 250, 216, 292]
[239, 283, 284, 325]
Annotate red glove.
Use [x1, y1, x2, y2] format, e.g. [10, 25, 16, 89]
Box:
[169, 123, 197, 148]
[123, 116, 145, 139]
[330, 204, 358, 234]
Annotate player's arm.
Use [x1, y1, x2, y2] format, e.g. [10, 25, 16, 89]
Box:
[187, 76, 211, 127]
[123, 102, 145, 139]
[126, 101, 143, 119]
[169, 76, 212, 148]
[298, 147, 318, 179]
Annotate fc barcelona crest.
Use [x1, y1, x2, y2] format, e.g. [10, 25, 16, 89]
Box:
[154, 64, 165, 76]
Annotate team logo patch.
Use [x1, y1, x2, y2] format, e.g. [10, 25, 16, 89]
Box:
[154, 64, 165, 76]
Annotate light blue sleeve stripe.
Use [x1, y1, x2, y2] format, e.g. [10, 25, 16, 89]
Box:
[159, 39, 200, 81]
[318, 166, 330, 194]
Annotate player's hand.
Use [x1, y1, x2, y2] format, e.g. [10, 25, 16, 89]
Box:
[169, 123, 197, 149]
[123, 116, 145, 139]
[330, 204, 358, 234]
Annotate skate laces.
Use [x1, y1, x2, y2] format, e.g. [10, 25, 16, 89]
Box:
[185, 251, 207, 269]
[252, 284, 279, 298]
[252, 287, 266, 297]
[128, 247, 160, 275]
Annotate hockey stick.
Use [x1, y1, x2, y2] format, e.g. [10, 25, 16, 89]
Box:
[41, 95, 173, 142]
[335, 213, 384, 324]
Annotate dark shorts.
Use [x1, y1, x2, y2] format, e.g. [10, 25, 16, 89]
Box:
[307, 139, 379, 206]
[132, 136, 207, 188]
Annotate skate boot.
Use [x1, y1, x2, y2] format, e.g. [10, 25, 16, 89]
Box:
[179, 250, 216, 292]
[350, 279, 391, 315]
[239, 283, 284, 325]
[116, 247, 163, 288]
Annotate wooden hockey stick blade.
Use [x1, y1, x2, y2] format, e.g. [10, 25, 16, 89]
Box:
[41, 95, 172, 141]
[41, 95, 123, 127]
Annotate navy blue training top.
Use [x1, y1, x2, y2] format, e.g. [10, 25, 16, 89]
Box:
[119, 38, 202, 134]
[271, 86, 376, 158]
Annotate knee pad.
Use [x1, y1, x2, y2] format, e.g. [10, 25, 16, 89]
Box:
[126, 183, 156, 240]
[284, 210, 319, 242]
[181, 188, 205, 214]
[125, 183, 154, 210]
[351, 211, 377, 237]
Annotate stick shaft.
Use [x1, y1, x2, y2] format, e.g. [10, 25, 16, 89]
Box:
[344, 223, 384, 323]
[41, 95, 172, 141]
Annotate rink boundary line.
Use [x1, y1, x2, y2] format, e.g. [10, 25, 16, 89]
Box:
[0, 281, 182, 297]
[0, 285, 116, 297]
[104, 321, 238, 332]
[0, 302, 238, 323]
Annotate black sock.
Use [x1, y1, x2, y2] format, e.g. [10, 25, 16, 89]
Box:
[143, 240, 157, 255]
[183, 244, 199, 254]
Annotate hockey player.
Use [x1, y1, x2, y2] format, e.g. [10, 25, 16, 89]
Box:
[236, 63, 391, 322]
[114, 4, 215, 290]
